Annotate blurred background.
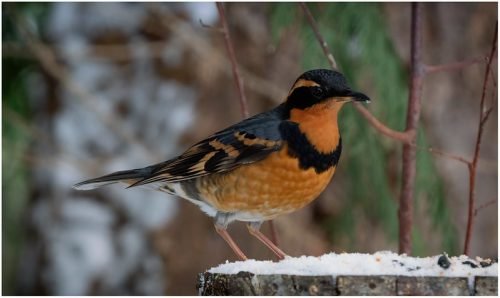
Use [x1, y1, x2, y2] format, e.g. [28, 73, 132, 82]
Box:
[2, 2, 497, 295]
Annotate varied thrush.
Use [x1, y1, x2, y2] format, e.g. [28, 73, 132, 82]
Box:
[74, 69, 370, 260]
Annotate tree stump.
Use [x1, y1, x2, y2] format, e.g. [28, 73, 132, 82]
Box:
[198, 252, 497, 295]
[198, 273, 497, 296]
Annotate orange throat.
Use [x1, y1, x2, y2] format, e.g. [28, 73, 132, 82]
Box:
[289, 101, 345, 154]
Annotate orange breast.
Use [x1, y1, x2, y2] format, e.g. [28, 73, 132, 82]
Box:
[196, 145, 336, 219]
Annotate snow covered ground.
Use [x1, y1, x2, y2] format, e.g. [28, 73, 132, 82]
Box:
[209, 251, 497, 289]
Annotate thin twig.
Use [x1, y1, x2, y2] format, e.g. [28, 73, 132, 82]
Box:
[398, 3, 425, 255]
[11, 11, 163, 163]
[299, 2, 497, 256]
[353, 102, 412, 143]
[147, 3, 286, 101]
[216, 2, 249, 118]
[215, 2, 278, 246]
[474, 199, 497, 216]
[199, 19, 224, 33]
[419, 146, 470, 166]
[299, 2, 338, 70]
[413, 144, 498, 169]
[463, 23, 497, 256]
[424, 56, 486, 74]
[5, 36, 288, 103]
[489, 66, 497, 87]
[299, 2, 412, 144]
[3, 41, 168, 62]
[488, 79, 497, 110]
[4, 108, 102, 175]
[4, 108, 52, 142]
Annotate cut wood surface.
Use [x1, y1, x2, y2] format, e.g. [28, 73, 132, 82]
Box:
[200, 252, 497, 295]
[198, 273, 497, 296]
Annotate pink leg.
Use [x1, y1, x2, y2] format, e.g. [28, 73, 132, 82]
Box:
[247, 223, 287, 260]
[214, 224, 248, 261]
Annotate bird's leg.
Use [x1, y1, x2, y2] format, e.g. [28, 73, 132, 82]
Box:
[214, 213, 248, 260]
[214, 224, 248, 261]
[247, 222, 287, 260]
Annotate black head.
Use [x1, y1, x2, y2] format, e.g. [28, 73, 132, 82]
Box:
[285, 69, 370, 110]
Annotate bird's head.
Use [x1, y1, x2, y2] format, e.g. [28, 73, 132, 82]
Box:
[285, 69, 370, 111]
[283, 69, 371, 153]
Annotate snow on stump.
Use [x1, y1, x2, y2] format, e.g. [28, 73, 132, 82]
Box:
[197, 251, 497, 296]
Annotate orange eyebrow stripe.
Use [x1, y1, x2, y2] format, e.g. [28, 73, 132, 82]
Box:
[289, 79, 320, 94]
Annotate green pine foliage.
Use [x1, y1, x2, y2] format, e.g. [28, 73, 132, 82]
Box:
[270, 3, 458, 255]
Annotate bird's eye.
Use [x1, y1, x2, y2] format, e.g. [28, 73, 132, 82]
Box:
[311, 87, 324, 98]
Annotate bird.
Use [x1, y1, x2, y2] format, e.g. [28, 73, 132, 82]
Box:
[74, 69, 370, 261]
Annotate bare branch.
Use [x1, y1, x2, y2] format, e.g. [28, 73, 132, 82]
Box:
[353, 103, 412, 143]
[463, 23, 497, 256]
[215, 3, 279, 246]
[299, 2, 338, 70]
[4, 108, 102, 175]
[4, 108, 52, 142]
[11, 10, 164, 162]
[299, 2, 412, 145]
[474, 199, 497, 216]
[489, 65, 497, 87]
[398, 3, 425, 255]
[3, 40, 168, 62]
[216, 2, 249, 118]
[5, 38, 288, 103]
[424, 56, 486, 74]
[298, 2, 497, 256]
[418, 146, 471, 166]
[199, 18, 225, 33]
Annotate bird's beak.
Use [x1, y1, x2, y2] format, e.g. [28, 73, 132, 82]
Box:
[330, 90, 371, 103]
[346, 90, 371, 103]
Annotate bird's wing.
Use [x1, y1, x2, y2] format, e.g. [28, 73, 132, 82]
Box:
[129, 105, 286, 186]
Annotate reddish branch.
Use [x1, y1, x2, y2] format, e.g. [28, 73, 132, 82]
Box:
[474, 199, 497, 217]
[353, 102, 412, 143]
[425, 56, 486, 74]
[215, 2, 279, 246]
[299, 3, 338, 70]
[216, 2, 250, 118]
[300, 2, 497, 256]
[300, 2, 412, 144]
[463, 24, 497, 256]
[398, 3, 424, 255]
[300, 2, 420, 254]
[424, 147, 470, 165]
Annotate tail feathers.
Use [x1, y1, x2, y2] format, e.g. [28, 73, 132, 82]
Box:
[73, 168, 151, 190]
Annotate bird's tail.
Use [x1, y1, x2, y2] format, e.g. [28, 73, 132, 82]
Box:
[73, 167, 152, 190]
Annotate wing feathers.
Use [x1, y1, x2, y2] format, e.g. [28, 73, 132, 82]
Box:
[73, 167, 153, 190]
[76, 104, 287, 189]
